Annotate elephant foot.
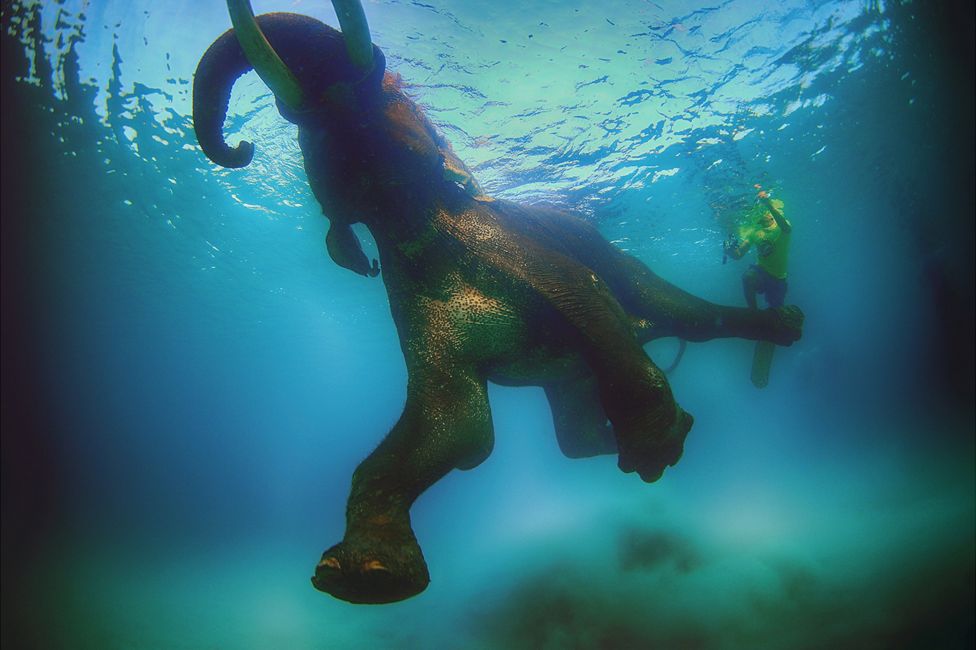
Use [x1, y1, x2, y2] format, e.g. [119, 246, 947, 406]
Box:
[616, 404, 693, 483]
[768, 305, 804, 345]
[312, 524, 430, 604]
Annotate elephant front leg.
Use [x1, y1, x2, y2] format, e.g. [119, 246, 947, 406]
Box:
[312, 366, 493, 604]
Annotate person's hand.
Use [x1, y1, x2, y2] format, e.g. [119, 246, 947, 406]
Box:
[757, 190, 769, 200]
[723, 235, 737, 255]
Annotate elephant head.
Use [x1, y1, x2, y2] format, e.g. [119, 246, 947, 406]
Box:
[192, 2, 386, 170]
[193, 1, 478, 276]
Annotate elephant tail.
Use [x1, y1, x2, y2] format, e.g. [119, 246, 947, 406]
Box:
[661, 338, 687, 376]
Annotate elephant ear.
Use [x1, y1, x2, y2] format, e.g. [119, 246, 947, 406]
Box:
[417, 106, 492, 200]
[442, 147, 490, 201]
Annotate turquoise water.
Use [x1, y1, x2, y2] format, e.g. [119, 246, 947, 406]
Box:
[2, 1, 973, 648]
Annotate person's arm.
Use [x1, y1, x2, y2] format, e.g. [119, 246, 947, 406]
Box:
[758, 191, 791, 233]
[724, 230, 750, 259]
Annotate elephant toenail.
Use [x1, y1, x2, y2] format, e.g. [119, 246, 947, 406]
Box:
[319, 557, 341, 570]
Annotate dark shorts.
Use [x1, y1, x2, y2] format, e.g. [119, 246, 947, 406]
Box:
[747, 265, 788, 308]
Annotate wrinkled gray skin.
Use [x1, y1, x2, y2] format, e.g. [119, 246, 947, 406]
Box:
[193, 12, 804, 604]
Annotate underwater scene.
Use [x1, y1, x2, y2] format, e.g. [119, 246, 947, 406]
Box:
[2, 0, 973, 648]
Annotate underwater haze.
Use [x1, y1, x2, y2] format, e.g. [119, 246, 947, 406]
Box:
[2, 1, 973, 648]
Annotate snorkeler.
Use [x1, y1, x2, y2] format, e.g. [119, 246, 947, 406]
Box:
[724, 187, 792, 309]
[723, 186, 793, 386]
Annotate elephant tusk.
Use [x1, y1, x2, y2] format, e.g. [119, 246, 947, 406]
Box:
[226, 0, 305, 110]
[226, 0, 375, 108]
[331, 0, 375, 74]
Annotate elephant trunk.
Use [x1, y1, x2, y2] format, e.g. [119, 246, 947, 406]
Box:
[192, 25, 258, 168]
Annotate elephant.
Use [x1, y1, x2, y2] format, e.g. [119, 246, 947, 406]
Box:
[192, 1, 803, 604]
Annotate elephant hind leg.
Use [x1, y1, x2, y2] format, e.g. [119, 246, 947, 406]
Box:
[530, 264, 691, 482]
[313, 365, 493, 604]
[475, 229, 691, 482]
[545, 375, 617, 458]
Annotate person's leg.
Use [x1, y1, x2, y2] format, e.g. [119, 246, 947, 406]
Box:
[742, 265, 761, 310]
[764, 276, 787, 309]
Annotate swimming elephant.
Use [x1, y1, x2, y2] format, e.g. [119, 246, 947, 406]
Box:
[193, 1, 803, 604]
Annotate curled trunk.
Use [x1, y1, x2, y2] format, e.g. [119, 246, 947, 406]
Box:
[192, 22, 257, 168]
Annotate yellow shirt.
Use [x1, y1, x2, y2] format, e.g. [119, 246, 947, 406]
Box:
[739, 217, 792, 280]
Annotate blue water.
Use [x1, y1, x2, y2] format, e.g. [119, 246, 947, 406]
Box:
[2, 1, 973, 648]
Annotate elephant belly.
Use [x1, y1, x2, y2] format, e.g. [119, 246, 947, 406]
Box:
[409, 273, 584, 385]
[484, 348, 587, 387]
